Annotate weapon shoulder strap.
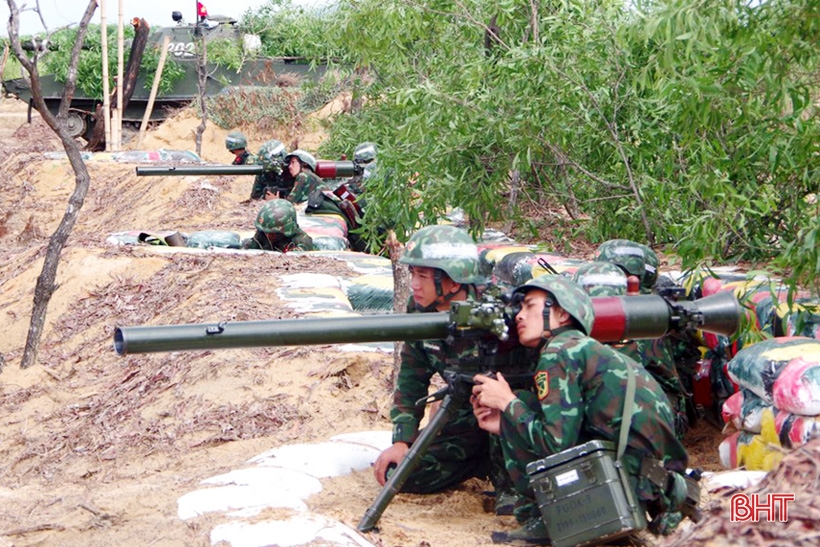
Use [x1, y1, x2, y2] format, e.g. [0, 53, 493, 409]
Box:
[616, 361, 636, 462]
[614, 360, 643, 518]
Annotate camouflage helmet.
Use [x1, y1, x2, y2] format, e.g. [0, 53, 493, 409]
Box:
[225, 131, 247, 151]
[638, 243, 659, 290]
[513, 275, 595, 335]
[400, 225, 486, 284]
[285, 149, 317, 172]
[594, 239, 647, 280]
[572, 261, 628, 297]
[254, 199, 299, 237]
[353, 142, 378, 163]
[257, 139, 287, 170]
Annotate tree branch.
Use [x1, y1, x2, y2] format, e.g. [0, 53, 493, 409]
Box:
[5, 0, 99, 370]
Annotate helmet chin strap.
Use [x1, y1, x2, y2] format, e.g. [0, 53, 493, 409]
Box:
[414, 271, 464, 312]
[538, 326, 572, 348]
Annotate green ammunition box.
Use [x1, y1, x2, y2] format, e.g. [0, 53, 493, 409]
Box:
[526, 440, 647, 547]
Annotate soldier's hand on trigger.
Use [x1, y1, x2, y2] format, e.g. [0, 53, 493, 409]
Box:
[472, 372, 517, 413]
[471, 393, 501, 434]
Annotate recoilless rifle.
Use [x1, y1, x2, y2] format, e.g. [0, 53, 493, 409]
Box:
[135, 160, 363, 180]
[113, 287, 741, 532]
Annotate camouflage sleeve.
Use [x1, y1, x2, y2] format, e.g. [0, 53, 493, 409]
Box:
[241, 231, 264, 250]
[250, 174, 267, 200]
[289, 232, 314, 252]
[390, 337, 435, 444]
[287, 173, 311, 204]
[500, 340, 584, 455]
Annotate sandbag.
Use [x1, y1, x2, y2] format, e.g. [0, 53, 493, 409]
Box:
[772, 354, 820, 415]
[186, 230, 241, 249]
[719, 409, 784, 471]
[726, 337, 820, 407]
[721, 389, 771, 434]
[345, 275, 394, 313]
[774, 410, 820, 449]
[310, 236, 348, 251]
[490, 251, 582, 287]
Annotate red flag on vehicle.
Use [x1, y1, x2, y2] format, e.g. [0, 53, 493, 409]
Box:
[197, 2, 209, 21]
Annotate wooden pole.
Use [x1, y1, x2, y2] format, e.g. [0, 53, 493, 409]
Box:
[137, 35, 170, 148]
[100, 0, 112, 150]
[115, 0, 124, 151]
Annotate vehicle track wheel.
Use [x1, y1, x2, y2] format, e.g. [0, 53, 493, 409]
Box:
[65, 112, 87, 138]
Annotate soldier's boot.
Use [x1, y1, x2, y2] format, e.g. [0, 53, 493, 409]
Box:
[490, 515, 550, 545]
[493, 487, 520, 516]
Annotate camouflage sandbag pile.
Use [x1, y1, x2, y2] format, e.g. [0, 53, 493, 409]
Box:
[719, 337, 820, 471]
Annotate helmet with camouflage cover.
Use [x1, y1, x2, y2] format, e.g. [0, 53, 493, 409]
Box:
[225, 131, 248, 151]
[353, 142, 378, 164]
[572, 261, 628, 297]
[285, 149, 317, 172]
[400, 225, 486, 284]
[254, 199, 299, 237]
[639, 243, 659, 291]
[513, 275, 595, 335]
[257, 139, 287, 170]
[594, 239, 647, 281]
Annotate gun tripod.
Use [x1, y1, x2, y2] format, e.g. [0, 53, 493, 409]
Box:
[357, 369, 475, 532]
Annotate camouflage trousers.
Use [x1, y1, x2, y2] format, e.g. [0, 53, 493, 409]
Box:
[497, 391, 680, 528]
[398, 411, 503, 494]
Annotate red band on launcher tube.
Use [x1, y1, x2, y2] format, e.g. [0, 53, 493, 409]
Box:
[590, 297, 627, 342]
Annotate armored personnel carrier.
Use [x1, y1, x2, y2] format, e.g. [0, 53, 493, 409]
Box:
[1, 11, 327, 140]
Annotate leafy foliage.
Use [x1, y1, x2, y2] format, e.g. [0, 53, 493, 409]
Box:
[34, 25, 186, 98]
[303, 0, 820, 295]
[240, 0, 346, 60]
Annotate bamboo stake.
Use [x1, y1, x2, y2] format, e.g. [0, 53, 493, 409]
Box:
[100, 0, 112, 150]
[137, 35, 170, 148]
[115, 0, 124, 151]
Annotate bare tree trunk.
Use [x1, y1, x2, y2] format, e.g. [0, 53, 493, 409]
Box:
[349, 65, 366, 113]
[87, 18, 150, 151]
[529, 0, 539, 43]
[194, 28, 208, 156]
[5, 0, 99, 370]
[503, 169, 520, 234]
[23, 145, 91, 368]
[386, 231, 410, 376]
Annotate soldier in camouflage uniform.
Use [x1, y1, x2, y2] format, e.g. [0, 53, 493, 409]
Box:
[472, 275, 689, 544]
[593, 240, 694, 439]
[241, 199, 313, 252]
[347, 141, 378, 196]
[594, 238, 657, 294]
[285, 150, 328, 205]
[373, 225, 516, 511]
[226, 131, 258, 166]
[250, 139, 292, 201]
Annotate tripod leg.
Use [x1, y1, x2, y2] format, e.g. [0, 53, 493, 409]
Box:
[357, 394, 460, 532]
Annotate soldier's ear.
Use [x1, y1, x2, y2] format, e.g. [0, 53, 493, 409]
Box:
[553, 306, 572, 326]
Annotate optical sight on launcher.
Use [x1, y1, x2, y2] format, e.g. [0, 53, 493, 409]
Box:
[113, 288, 741, 532]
